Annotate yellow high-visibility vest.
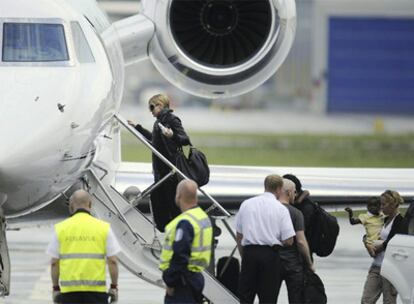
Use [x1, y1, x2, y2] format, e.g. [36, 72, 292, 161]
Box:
[56, 211, 109, 293]
[160, 207, 212, 272]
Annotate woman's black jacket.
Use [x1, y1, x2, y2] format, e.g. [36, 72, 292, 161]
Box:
[134, 109, 190, 180]
[383, 213, 406, 250]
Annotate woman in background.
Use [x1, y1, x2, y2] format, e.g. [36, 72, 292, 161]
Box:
[361, 190, 406, 304]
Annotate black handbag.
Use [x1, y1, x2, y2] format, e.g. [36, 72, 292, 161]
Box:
[175, 146, 210, 187]
[216, 256, 240, 298]
[303, 270, 327, 304]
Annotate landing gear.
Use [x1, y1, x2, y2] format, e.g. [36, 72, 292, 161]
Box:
[0, 209, 10, 296]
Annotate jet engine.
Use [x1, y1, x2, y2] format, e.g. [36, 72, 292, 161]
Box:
[142, 0, 296, 98]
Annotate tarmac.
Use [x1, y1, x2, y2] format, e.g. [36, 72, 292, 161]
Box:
[0, 217, 404, 304]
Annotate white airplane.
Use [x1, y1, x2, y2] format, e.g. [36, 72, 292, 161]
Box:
[0, 0, 296, 217]
[0, 0, 413, 302]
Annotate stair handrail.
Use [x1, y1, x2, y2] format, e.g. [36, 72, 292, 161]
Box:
[115, 113, 231, 217]
[88, 169, 147, 245]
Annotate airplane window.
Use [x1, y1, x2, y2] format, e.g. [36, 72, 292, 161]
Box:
[2, 23, 69, 62]
[71, 22, 95, 63]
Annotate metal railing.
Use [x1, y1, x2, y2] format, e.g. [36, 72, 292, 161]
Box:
[114, 114, 236, 240]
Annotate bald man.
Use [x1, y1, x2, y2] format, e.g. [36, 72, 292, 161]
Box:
[47, 190, 121, 304]
[277, 179, 314, 304]
[159, 180, 212, 304]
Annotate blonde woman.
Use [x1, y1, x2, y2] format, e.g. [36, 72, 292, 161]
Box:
[361, 190, 406, 304]
[128, 94, 190, 232]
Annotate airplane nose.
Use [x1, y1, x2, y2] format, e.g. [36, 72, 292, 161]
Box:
[0, 69, 68, 213]
[0, 67, 70, 167]
[0, 118, 65, 214]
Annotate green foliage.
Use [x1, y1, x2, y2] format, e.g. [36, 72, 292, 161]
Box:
[121, 132, 414, 168]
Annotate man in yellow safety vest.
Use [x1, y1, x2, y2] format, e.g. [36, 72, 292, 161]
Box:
[47, 190, 121, 304]
[159, 179, 212, 304]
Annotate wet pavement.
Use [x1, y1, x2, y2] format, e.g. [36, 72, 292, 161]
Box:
[0, 217, 404, 303]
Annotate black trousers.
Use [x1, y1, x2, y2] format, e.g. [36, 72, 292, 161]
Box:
[165, 285, 197, 304]
[150, 175, 181, 232]
[60, 291, 108, 304]
[239, 245, 282, 304]
[164, 271, 204, 304]
[277, 261, 305, 304]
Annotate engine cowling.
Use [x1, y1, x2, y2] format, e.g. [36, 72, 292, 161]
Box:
[143, 0, 296, 98]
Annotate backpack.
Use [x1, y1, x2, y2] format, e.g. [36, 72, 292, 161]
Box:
[303, 270, 327, 304]
[311, 203, 340, 257]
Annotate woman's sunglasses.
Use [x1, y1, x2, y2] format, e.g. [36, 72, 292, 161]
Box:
[149, 104, 156, 111]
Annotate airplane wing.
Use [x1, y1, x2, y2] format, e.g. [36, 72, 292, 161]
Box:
[8, 161, 414, 229]
[115, 162, 414, 211]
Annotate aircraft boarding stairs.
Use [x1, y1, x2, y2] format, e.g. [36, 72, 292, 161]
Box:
[86, 114, 239, 304]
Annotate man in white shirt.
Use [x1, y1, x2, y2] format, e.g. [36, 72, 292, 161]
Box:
[236, 174, 295, 304]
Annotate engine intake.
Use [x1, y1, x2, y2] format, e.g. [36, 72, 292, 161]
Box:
[143, 0, 296, 98]
[170, 0, 272, 67]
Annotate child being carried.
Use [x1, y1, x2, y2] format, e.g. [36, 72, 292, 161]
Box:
[345, 197, 384, 244]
